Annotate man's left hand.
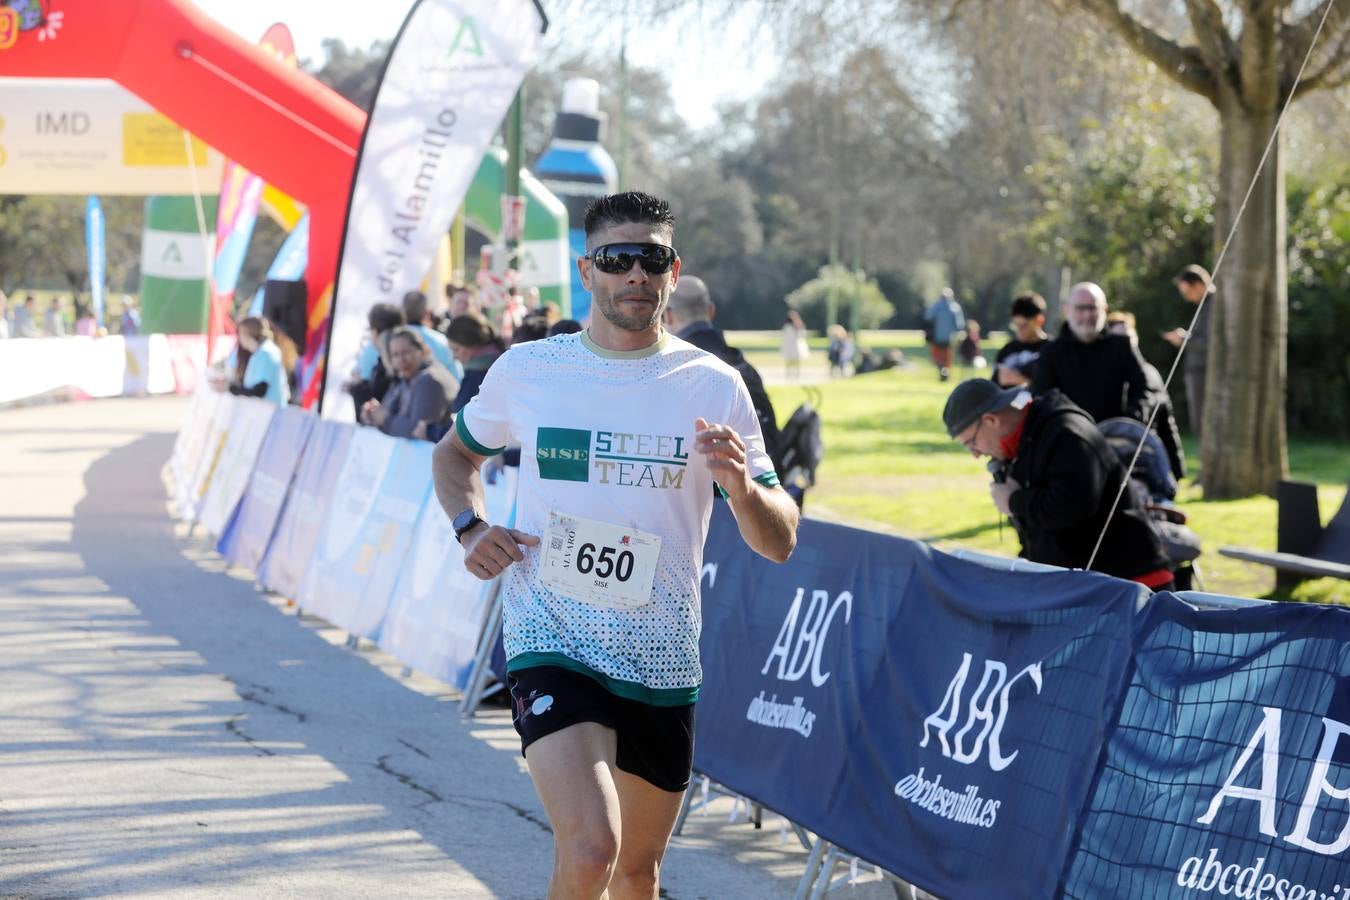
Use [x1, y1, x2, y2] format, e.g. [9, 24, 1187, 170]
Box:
[695, 417, 752, 502]
[990, 476, 1022, 515]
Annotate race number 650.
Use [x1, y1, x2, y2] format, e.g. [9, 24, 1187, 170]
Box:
[576, 542, 635, 582]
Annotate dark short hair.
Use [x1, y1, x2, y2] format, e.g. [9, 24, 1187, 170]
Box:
[548, 319, 583, 336]
[386, 325, 426, 352]
[445, 313, 499, 349]
[583, 191, 675, 243]
[1010, 292, 1047, 319]
[1175, 264, 1212, 288]
[512, 316, 550, 345]
[367, 302, 405, 334]
[402, 290, 428, 324]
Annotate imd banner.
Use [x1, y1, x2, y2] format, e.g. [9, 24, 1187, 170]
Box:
[320, 0, 543, 419]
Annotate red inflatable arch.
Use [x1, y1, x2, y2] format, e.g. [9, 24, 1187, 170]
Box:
[0, 0, 364, 376]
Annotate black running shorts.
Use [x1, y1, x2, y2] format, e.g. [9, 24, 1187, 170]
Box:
[506, 664, 695, 793]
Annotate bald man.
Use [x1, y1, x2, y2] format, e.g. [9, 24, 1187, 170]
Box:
[665, 276, 783, 479]
[1030, 282, 1150, 424]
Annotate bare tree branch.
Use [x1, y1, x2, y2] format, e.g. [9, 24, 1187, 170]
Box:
[1073, 0, 1220, 102]
[1287, 8, 1350, 96]
[1185, 0, 1239, 70]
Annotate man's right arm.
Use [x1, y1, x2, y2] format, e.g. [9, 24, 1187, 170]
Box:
[432, 429, 538, 580]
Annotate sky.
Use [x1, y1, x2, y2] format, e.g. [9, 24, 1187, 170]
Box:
[191, 0, 778, 130]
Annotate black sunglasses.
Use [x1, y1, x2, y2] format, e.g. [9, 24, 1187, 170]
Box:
[585, 242, 678, 276]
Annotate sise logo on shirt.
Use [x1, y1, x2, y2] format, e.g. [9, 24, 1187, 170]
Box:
[535, 426, 690, 490]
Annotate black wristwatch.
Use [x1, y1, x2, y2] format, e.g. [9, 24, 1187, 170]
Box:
[452, 508, 486, 544]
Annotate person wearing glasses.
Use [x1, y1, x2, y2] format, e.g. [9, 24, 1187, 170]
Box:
[943, 377, 1173, 590]
[1031, 282, 1150, 424]
[994, 291, 1050, 388]
[431, 191, 799, 900]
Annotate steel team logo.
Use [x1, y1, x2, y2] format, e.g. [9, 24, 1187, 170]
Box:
[535, 427, 689, 490]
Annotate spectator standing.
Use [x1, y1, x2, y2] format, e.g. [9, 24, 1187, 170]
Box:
[214, 317, 290, 406]
[118, 297, 141, 336]
[666, 275, 783, 477]
[1107, 311, 1186, 481]
[444, 313, 505, 414]
[360, 327, 456, 439]
[446, 284, 481, 318]
[958, 320, 986, 369]
[923, 287, 965, 381]
[349, 303, 405, 420]
[14, 295, 40, 338]
[780, 310, 810, 380]
[1163, 264, 1214, 437]
[944, 378, 1173, 589]
[44, 299, 66, 337]
[0, 291, 10, 339]
[1031, 282, 1149, 423]
[74, 303, 98, 336]
[995, 292, 1050, 387]
[403, 290, 462, 379]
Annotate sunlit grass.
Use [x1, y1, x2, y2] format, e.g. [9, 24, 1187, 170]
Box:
[744, 347, 1349, 605]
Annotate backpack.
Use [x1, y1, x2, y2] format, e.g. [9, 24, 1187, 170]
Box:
[777, 401, 824, 509]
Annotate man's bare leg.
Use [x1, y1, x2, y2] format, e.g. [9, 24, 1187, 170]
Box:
[608, 768, 685, 900]
[525, 722, 623, 900]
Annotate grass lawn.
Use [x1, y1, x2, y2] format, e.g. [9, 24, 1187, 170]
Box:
[731, 333, 1350, 605]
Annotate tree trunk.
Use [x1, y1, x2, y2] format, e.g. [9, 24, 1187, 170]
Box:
[1200, 82, 1289, 498]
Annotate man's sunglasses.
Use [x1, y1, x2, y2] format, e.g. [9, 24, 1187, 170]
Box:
[585, 242, 678, 276]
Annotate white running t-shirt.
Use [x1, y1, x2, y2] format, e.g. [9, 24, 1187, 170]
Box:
[456, 330, 779, 705]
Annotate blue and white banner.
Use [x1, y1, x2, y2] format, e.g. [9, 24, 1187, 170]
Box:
[1064, 594, 1350, 899]
[85, 195, 106, 327]
[217, 406, 317, 572]
[247, 213, 310, 317]
[256, 420, 353, 600]
[297, 432, 433, 638]
[379, 466, 518, 689]
[695, 502, 1142, 899]
[320, 0, 543, 419]
[198, 398, 279, 538]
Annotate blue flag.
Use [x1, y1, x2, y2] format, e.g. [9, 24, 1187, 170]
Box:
[85, 196, 106, 327]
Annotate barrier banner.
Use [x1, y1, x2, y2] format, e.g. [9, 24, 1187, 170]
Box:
[122, 334, 177, 396]
[170, 386, 219, 498]
[1063, 594, 1350, 899]
[257, 420, 353, 600]
[217, 406, 316, 571]
[694, 502, 1140, 899]
[175, 388, 235, 523]
[379, 466, 518, 689]
[297, 432, 432, 638]
[197, 397, 277, 536]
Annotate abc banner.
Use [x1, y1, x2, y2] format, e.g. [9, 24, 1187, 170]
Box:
[695, 503, 1142, 899]
[1064, 594, 1350, 900]
[320, 0, 543, 419]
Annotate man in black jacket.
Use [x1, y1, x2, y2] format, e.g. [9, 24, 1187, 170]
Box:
[1032, 282, 1150, 423]
[665, 275, 783, 477]
[943, 378, 1174, 589]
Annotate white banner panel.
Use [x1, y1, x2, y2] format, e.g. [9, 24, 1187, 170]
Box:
[321, 0, 542, 419]
[0, 78, 224, 195]
[198, 398, 279, 538]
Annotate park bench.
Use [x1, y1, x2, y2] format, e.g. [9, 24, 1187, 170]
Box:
[1219, 480, 1350, 584]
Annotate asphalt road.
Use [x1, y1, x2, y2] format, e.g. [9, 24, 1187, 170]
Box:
[0, 395, 902, 899]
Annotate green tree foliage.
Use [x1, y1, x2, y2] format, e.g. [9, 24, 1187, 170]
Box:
[787, 264, 895, 331]
[0, 195, 143, 295]
[1287, 174, 1350, 437]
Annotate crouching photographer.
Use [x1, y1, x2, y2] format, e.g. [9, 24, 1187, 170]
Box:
[942, 379, 1175, 591]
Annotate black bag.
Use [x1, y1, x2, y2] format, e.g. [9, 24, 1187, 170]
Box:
[777, 402, 824, 508]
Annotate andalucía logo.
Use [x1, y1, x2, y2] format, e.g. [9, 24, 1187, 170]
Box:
[445, 16, 484, 60]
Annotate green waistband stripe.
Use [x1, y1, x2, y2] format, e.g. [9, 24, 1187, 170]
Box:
[507, 652, 700, 706]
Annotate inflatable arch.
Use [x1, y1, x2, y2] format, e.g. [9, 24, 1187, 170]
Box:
[0, 0, 365, 351]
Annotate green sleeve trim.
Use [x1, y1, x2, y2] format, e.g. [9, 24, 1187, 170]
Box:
[715, 483, 729, 499]
[455, 413, 504, 457]
[754, 471, 781, 488]
[507, 652, 699, 707]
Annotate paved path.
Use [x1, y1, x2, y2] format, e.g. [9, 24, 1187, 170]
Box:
[0, 396, 900, 899]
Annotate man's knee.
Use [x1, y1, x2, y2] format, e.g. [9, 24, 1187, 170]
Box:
[556, 827, 620, 885]
[613, 855, 661, 894]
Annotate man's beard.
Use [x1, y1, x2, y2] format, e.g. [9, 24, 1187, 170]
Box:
[595, 288, 664, 332]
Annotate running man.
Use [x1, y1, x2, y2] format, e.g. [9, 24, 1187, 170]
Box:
[431, 191, 800, 899]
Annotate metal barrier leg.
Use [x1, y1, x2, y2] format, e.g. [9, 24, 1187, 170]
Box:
[672, 782, 697, 836]
[810, 846, 842, 900]
[794, 837, 829, 900]
[460, 580, 504, 718]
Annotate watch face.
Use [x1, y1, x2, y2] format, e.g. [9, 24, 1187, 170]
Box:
[453, 509, 478, 534]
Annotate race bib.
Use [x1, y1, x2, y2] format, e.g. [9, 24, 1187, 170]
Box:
[540, 511, 661, 610]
